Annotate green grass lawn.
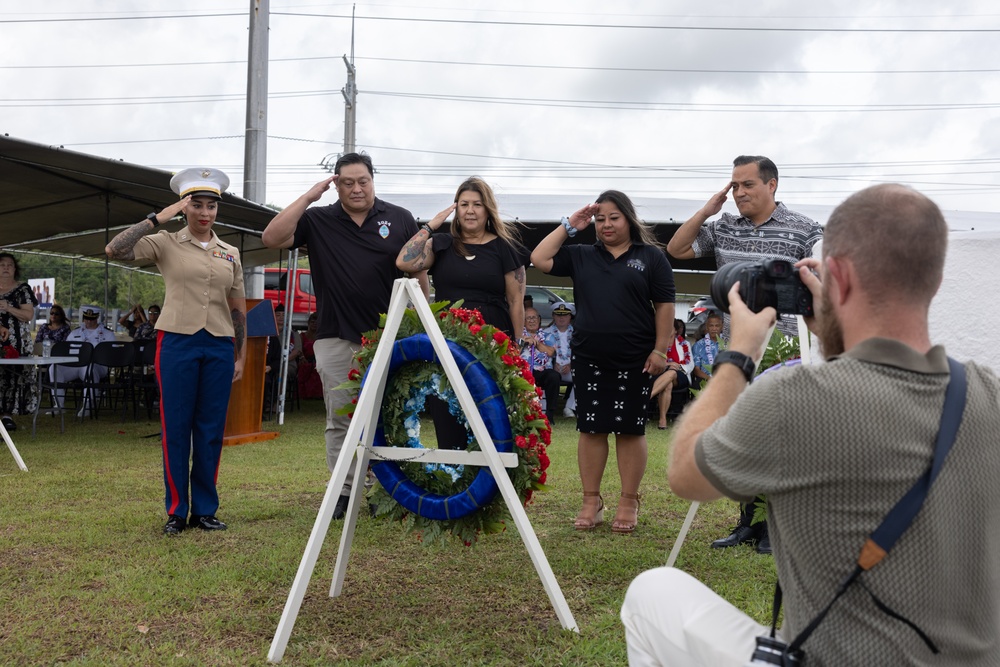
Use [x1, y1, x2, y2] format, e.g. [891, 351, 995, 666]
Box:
[0, 400, 775, 666]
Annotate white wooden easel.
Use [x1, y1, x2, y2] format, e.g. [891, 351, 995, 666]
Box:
[268, 278, 578, 663]
[0, 419, 28, 472]
[666, 318, 812, 567]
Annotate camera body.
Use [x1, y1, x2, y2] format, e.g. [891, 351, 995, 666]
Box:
[744, 635, 804, 666]
[710, 258, 813, 317]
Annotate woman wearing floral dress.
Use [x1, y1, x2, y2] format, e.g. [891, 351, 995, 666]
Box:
[0, 253, 39, 431]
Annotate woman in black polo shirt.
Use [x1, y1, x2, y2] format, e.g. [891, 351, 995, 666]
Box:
[532, 190, 675, 534]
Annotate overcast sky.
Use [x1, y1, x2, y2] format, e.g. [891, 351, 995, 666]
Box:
[3, 1, 1000, 217]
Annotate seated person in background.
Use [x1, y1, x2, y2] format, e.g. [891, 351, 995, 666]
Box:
[35, 304, 71, 345]
[53, 307, 115, 415]
[543, 301, 577, 418]
[519, 307, 561, 424]
[523, 293, 533, 312]
[133, 304, 160, 340]
[117, 304, 146, 338]
[691, 313, 725, 388]
[650, 318, 693, 429]
[264, 304, 302, 411]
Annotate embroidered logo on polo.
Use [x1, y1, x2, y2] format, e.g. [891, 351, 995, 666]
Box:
[212, 250, 235, 262]
[377, 220, 392, 238]
[626, 258, 647, 272]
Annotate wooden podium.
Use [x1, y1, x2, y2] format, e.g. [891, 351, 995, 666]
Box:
[224, 298, 280, 446]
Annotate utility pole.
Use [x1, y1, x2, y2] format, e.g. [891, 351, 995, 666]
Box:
[342, 4, 357, 153]
[244, 0, 269, 299]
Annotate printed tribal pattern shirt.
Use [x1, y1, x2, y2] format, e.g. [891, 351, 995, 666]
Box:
[691, 202, 822, 268]
[692, 202, 822, 336]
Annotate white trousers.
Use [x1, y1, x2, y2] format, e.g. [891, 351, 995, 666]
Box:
[49, 364, 108, 410]
[620, 567, 768, 667]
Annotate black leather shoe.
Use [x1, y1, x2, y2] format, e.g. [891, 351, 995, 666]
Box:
[189, 515, 228, 531]
[710, 524, 760, 549]
[756, 529, 772, 555]
[332, 494, 350, 520]
[163, 515, 186, 535]
[1, 416, 16, 432]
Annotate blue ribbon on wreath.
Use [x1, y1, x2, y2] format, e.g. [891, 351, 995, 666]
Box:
[366, 333, 513, 520]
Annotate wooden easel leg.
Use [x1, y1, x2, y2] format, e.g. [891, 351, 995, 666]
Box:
[330, 446, 373, 597]
[666, 501, 700, 568]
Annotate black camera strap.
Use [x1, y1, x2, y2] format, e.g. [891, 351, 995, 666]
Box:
[771, 356, 967, 657]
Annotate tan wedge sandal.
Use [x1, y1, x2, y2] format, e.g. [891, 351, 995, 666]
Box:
[573, 491, 605, 530]
[611, 492, 641, 534]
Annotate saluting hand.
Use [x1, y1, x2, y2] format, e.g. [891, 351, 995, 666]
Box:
[568, 203, 600, 231]
[701, 183, 732, 218]
[305, 176, 337, 204]
[428, 203, 457, 231]
[155, 195, 192, 223]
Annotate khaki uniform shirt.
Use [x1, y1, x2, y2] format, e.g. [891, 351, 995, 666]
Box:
[134, 228, 245, 337]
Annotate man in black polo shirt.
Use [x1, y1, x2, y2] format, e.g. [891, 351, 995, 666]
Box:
[263, 153, 429, 519]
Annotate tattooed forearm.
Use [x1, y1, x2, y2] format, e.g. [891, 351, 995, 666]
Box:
[106, 219, 155, 260]
[399, 229, 431, 268]
[515, 266, 526, 290]
[231, 308, 246, 356]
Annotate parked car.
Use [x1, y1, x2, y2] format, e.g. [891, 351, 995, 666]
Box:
[524, 285, 573, 327]
[685, 296, 722, 338]
[263, 267, 316, 329]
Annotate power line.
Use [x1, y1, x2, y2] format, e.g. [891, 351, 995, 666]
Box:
[5, 53, 999, 76]
[0, 12, 244, 24]
[363, 90, 1000, 113]
[11, 88, 999, 112]
[272, 10, 1000, 33]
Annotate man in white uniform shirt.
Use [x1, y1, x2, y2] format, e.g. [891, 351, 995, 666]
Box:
[52, 306, 115, 415]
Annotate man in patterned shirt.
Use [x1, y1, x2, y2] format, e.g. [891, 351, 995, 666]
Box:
[667, 155, 823, 553]
[668, 155, 822, 338]
[623, 184, 1000, 666]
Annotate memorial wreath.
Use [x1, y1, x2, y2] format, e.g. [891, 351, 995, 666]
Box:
[338, 301, 551, 547]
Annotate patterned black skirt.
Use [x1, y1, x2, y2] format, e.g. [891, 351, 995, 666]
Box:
[573, 357, 654, 435]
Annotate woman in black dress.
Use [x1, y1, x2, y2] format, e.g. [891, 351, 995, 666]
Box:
[397, 177, 525, 447]
[397, 176, 524, 337]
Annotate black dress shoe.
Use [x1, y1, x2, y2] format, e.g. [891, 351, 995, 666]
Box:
[756, 529, 773, 555]
[332, 494, 350, 520]
[163, 515, 186, 535]
[710, 524, 760, 549]
[189, 515, 228, 531]
[1, 416, 16, 432]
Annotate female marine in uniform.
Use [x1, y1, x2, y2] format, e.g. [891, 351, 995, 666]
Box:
[106, 168, 246, 535]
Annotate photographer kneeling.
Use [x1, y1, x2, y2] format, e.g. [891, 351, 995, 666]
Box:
[621, 184, 1000, 665]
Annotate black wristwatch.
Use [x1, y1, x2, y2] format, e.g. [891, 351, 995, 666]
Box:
[419, 222, 433, 234]
[146, 212, 160, 227]
[712, 350, 756, 384]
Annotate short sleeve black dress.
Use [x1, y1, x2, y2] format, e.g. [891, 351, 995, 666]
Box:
[429, 234, 521, 337]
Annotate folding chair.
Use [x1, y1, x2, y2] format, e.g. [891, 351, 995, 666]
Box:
[82, 341, 136, 421]
[38, 341, 94, 433]
[134, 341, 159, 420]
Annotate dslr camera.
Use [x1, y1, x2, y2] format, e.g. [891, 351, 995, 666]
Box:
[710, 258, 813, 316]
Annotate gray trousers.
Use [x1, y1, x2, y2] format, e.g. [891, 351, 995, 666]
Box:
[313, 337, 360, 496]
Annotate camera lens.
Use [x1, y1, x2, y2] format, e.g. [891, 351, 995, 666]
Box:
[709, 261, 751, 314]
